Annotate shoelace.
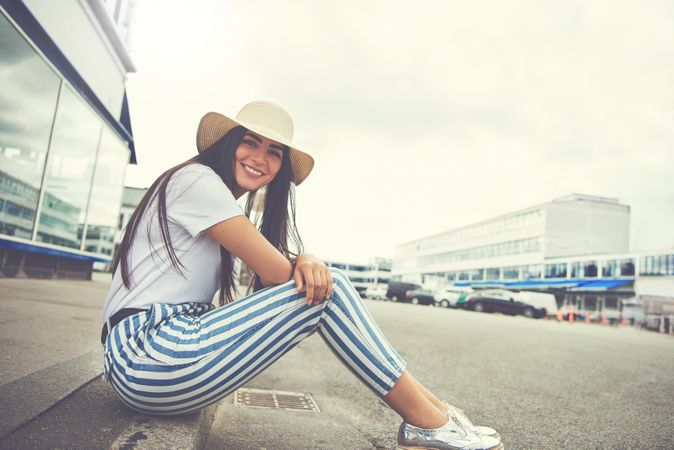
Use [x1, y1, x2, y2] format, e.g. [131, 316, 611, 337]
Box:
[449, 414, 470, 436]
[445, 403, 477, 435]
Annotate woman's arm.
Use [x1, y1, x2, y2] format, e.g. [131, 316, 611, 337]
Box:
[206, 216, 292, 285]
[205, 217, 332, 304]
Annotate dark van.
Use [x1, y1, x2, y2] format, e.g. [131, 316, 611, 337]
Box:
[386, 281, 421, 302]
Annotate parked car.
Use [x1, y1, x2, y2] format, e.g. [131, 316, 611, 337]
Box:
[386, 281, 421, 302]
[364, 284, 388, 300]
[406, 289, 436, 305]
[516, 291, 558, 318]
[354, 286, 368, 297]
[434, 287, 472, 308]
[479, 289, 517, 301]
[481, 289, 557, 318]
[463, 290, 546, 318]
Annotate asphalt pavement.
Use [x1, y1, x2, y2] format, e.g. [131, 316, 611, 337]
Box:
[206, 299, 674, 449]
[1, 276, 673, 449]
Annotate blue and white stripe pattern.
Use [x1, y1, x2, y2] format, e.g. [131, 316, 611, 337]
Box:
[103, 268, 406, 415]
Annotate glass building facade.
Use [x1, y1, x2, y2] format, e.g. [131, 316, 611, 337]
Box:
[0, 3, 134, 277]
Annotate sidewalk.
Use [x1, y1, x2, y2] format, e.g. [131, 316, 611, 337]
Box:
[0, 275, 216, 449]
[203, 333, 401, 449]
[0, 275, 402, 449]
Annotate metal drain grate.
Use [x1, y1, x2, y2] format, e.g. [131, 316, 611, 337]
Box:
[234, 388, 321, 413]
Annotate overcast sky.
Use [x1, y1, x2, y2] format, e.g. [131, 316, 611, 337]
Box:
[124, 0, 674, 264]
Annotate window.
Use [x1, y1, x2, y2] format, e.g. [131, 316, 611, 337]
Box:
[35, 86, 102, 249]
[604, 296, 618, 311]
[621, 259, 635, 276]
[503, 266, 519, 280]
[486, 268, 500, 281]
[583, 261, 598, 277]
[84, 127, 129, 255]
[469, 269, 484, 281]
[602, 260, 619, 277]
[545, 263, 567, 279]
[639, 254, 674, 276]
[571, 262, 583, 278]
[585, 296, 598, 311]
[0, 12, 61, 239]
[413, 236, 545, 269]
[523, 265, 542, 280]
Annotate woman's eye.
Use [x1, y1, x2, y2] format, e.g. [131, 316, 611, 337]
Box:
[243, 139, 256, 146]
[269, 151, 282, 158]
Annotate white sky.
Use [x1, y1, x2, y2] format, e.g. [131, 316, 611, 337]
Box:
[123, 0, 674, 264]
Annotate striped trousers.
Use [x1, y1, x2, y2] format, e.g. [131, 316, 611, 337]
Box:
[103, 268, 406, 415]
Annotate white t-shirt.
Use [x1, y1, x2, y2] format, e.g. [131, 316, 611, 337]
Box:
[102, 164, 244, 324]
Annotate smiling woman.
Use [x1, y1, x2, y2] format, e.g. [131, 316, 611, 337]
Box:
[101, 100, 502, 450]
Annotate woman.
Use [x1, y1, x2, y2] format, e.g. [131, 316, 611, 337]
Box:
[102, 101, 503, 450]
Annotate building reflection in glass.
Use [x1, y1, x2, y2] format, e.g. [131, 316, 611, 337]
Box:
[0, 12, 61, 239]
[82, 127, 129, 255]
[35, 85, 102, 249]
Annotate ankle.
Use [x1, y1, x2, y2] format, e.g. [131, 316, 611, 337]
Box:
[405, 412, 448, 430]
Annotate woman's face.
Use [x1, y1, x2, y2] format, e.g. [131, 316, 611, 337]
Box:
[233, 130, 284, 194]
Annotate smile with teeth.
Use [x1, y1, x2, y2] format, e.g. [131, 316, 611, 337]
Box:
[242, 164, 264, 177]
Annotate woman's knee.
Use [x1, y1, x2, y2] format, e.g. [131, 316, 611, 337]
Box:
[329, 267, 363, 302]
[329, 267, 352, 289]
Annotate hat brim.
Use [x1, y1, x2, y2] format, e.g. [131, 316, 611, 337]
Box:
[196, 112, 314, 186]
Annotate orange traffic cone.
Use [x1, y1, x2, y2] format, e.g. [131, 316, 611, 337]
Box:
[557, 305, 565, 322]
[584, 310, 590, 324]
[600, 311, 607, 326]
[620, 313, 629, 326]
[569, 305, 575, 324]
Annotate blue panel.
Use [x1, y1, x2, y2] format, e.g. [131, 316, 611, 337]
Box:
[576, 279, 632, 290]
[0, 238, 111, 263]
[1, 0, 136, 162]
[456, 278, 633, 291]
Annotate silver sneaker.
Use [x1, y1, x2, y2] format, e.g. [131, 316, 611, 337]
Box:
[397, 419, 503, 450]
[443, 401, 501, 440]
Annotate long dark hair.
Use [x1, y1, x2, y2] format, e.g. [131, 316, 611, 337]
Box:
[113, 126, 304, 305]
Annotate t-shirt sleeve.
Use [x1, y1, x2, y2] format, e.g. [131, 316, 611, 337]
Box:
[167, 165, 244, 236]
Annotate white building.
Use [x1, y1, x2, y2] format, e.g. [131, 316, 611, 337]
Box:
[393, 193, 630, 287]
[392, 194, 674, 318]
[326, 257, 392, 293]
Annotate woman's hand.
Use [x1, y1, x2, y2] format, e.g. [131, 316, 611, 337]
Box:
[293, 254, 333, 305]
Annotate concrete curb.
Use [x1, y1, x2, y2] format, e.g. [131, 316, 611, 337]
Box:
[109, 403, 219, 450]
[195, 403, 219, 450]
[0, 375, 222, 450]
[0, 349, 101, 439]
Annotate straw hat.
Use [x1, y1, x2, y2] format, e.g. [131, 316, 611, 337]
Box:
[196, 101, 314, 185]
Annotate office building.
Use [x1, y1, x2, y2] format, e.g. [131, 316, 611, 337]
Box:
[392, 194, 673, 316]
